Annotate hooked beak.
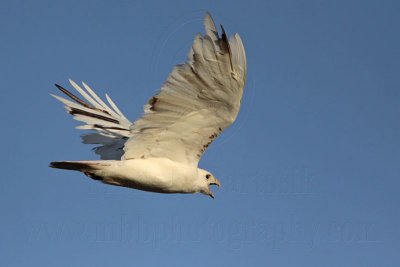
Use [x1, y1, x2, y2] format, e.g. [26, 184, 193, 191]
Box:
[207, 178, 221, 199]
[210, 178, 221, 187]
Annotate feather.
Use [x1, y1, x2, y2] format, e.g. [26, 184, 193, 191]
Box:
[52, 81, 133, 159]
[122, 12, 246, 165]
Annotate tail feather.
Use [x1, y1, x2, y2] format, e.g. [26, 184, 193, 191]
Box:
[49, 161, 98, 171]
[50, 160, 115, 181]
[49, 160, 114, 172]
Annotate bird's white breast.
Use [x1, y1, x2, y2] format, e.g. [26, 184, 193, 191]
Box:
[97, 158, 200, 194]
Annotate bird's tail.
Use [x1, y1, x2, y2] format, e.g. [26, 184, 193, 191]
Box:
[50, 161, 97, 171]
[49, 160, 115, 180]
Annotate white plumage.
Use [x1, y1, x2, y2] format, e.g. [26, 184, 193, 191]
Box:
[50, 12, 247, 198]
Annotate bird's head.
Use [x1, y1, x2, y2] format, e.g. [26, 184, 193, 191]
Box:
[197, 168, 221, 199]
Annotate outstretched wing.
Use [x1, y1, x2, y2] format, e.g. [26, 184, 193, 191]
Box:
[52, 80, 132, 159]
[122, 13, 247, 166]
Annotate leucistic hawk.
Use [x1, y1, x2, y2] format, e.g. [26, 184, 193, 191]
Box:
[50, 13, 247, 198]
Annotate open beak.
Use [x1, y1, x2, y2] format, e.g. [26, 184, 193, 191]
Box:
[210, 178, 221, 187]
[207, 178, 221, 199]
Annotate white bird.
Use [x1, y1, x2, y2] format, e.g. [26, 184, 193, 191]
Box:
[50, 13, 247, 198]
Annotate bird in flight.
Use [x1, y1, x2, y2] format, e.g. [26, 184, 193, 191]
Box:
[50, 12, 247, 198]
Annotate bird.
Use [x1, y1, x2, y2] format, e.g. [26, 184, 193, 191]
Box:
[50, 12, 247, 198]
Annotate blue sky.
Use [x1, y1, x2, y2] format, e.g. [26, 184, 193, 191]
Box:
[1, 0, 399, 266]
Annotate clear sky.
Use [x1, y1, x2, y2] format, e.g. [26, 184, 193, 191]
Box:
[1, 0, 399, 266]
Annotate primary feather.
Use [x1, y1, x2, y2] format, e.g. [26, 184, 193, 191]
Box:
[52, 81, 131, 159]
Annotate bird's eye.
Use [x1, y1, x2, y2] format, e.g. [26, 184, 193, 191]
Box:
[206, 174, 211, 179]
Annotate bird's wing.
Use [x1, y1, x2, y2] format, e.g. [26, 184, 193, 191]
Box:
[52, 80, 132, 159]
[122, 13, 247, 166]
